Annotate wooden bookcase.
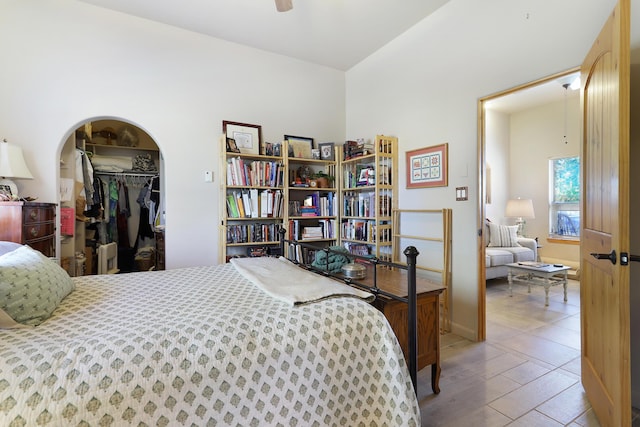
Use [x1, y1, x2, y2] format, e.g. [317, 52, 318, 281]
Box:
[219, 138, 286, 262]
[338, 135, 398, 262]
[283, 139, 338, 264]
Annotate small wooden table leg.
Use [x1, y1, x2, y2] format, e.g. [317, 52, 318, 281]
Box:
[431, 362, 441, 394]
[544, 279, 551, 306]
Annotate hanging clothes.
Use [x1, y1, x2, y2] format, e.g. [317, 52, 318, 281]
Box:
[74, 149, 95, 219]
[117, 180, 131, 248]
[149, 175, 161, 228]
[108, 179, 119, 244]
[136, 183, 155, 240]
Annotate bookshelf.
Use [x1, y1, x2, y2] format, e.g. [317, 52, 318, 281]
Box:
[339, 135, 398, 262]
[220, 137, 285, 262]
[283, 139, 338, 264]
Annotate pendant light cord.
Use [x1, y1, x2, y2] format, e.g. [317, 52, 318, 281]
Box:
[563, 83, 570, 144]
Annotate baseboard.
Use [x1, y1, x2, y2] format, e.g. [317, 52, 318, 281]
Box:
[449, 321, 476, 341]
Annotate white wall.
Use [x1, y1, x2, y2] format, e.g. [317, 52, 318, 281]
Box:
[345, 0, 616, 339]
[0, 0, 345, 268]
[485, 110, 510, 223]
[509, 97, 581, 263]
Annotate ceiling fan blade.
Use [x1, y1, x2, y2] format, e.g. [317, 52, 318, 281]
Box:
[275, 0, 293, 12]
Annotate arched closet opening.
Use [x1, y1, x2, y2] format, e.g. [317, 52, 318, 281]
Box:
[58, 119, 165, 276]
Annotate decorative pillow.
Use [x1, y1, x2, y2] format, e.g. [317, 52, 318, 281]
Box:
[0, 241, 23, 256]
[0, 245, 75, 327]
[487, 223, 519, 247]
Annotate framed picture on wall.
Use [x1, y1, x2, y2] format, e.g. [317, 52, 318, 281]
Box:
[405, 143, 448, 188]
[223, 120, 262, 155]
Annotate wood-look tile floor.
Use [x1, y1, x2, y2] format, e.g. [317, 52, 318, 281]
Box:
[417, 278, 640, 426]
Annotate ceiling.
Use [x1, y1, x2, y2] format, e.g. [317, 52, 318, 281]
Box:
[485, 72, 581, 114]
[77, 0, 639, 113]
[77, 0, 450, 71]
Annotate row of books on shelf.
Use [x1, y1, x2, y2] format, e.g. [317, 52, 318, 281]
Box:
[226, 189, 284, 218]
[287, 244, 318, 265]
[226, 157, 284, 187]
[226, 223, 281, 244]
[288, 192, 336, 217]
[342, 164, 391, 189]
[341, 219, 391, 243]
[342, 193, 392, 217]
[288, 219, 337, 240]
[343, 139, 376, 160]
[342, 242, 372, 256]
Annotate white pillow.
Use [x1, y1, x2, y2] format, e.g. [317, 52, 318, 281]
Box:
[0, 241, 23, 256]
[487, 223, 519, 247]
[0, 245, 75, 327]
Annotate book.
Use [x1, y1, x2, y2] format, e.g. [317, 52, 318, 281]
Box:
[250, 188, 259, 218]
[242, 191, 252, 218]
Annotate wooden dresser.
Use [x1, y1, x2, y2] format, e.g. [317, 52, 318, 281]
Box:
[351, 266, 445, 394]
[0, 202, 57, 257]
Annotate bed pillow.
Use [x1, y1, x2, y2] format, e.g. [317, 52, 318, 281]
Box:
[0, 241, 23, 256]
[487, 223, 519, 247]
[0, 245, 75, 327]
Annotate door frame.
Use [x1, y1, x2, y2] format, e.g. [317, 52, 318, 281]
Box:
[476, 68, 580, 340]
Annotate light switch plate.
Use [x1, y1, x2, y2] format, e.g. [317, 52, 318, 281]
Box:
[456, 186, 468, 201]
[204, 171, 213, 182]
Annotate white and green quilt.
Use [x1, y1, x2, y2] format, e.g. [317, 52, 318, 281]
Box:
[0, 262, 420, 426]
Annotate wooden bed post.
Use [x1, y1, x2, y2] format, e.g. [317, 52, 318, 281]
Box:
[404, 245, 419, 394]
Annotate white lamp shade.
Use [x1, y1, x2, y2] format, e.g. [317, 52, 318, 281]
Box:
[505, 198, 535, 219]
[0, 141, 34, 179]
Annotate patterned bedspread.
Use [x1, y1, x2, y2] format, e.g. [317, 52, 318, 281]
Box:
[0, 264, 419, 426]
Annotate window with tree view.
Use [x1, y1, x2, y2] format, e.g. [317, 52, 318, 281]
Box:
[549, 156, 580, 238]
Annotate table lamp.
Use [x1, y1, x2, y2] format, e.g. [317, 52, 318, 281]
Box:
[505, 198, 535, 237]
[0, 138, 34, 200]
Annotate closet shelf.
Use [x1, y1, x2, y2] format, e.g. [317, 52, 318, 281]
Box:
[86, 143, 159, 152]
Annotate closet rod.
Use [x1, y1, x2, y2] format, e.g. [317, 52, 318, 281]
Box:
[95, 171, 158, 177]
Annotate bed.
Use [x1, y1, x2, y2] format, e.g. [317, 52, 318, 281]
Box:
[0, 244, 420, 426]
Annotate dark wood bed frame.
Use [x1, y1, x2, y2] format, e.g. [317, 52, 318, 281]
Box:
[278, 230, 424, 395]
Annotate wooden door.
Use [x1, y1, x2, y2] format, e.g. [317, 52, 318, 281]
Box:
[580, 1, 631, 426]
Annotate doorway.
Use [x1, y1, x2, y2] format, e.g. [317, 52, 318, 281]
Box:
[58, 118, 165, 276]
[477, 69, 580, 340]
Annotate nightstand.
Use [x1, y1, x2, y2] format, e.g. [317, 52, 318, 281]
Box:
[0, 202, 57, 257]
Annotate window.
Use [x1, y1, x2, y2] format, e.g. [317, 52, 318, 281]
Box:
[549, 156, 580, 238]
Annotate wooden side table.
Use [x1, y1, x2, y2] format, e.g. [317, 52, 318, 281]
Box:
[346, 266, 446, 394]
[0, 201, 57, 257]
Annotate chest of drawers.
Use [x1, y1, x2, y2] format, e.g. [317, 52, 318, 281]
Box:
[0, 202, 57, 257]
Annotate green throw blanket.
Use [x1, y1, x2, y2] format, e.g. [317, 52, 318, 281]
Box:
[311, 246, 351, 273]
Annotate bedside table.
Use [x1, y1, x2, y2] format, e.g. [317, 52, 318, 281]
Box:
[0, 202, 57, 257]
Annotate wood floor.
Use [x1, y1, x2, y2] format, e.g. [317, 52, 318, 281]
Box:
[416, 277, 640, 426]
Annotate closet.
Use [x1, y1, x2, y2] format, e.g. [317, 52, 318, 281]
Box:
[59, 120, 164, 276]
